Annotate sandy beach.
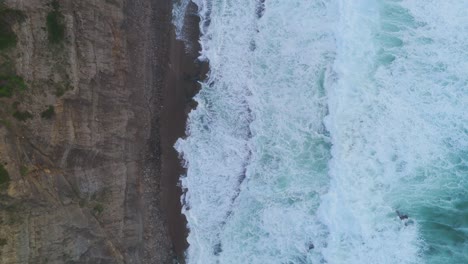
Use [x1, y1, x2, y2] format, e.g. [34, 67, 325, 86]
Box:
[126, 0, 204, 262]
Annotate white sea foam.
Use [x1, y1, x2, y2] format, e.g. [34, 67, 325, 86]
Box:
[176, 0, 259, 262]
[214, 1, 335, 263]
[174, 0, 468, 263]
[319, 0, 467, 263]
[317, 2, 423, 262]
[172, 0, 191, 40]
[176, 0, 334, 263]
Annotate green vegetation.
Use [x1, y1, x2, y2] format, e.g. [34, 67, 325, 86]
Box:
[0, 2, 25, 20]
[0, 164, 10, 186]
[0, 35, 28, 99]
[53, 80, 72, 97]
[13, 110, 33, 121]
[46, 0, 65, 44]
[0, 119, 12, 128]
[19, 165, 28, 176]
[0, 75, 27, 97]
[0, 2, 25, 50]
[0, 22, 16, 50]
[0, 4, 26, 101]
[12, 101, 33, 121]
[92, 203, 104, 216]
[55, 86, 66, 97]
[41, 105, 55, 119]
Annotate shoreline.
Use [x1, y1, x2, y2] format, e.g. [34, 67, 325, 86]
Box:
[160, 1, 207, 262]
[0, 0, 203, 263]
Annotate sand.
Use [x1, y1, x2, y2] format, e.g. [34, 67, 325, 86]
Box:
[160, 1, 207, 262]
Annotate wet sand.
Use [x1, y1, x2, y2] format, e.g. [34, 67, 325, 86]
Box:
[160, 2, 207, 262]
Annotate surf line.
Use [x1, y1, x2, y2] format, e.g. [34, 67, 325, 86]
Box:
[210, 0, 269, 256]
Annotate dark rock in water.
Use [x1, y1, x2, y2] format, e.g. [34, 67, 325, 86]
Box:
[308, 242, 315, 250]
[250, 40, 256, 51]
[256, 0, 266, 18]
[396, 210, 409, 220]
[213, 242, 223, 256]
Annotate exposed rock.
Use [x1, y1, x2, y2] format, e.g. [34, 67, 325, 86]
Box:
[0, 0, 174, 263]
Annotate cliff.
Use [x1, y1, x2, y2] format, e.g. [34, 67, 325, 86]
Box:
[0, 0, 177, 263]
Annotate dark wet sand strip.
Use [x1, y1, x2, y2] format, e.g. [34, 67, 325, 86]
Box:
[160, 2, 207, 262]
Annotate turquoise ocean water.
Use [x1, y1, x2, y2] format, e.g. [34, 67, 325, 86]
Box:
[173, 1, 468, 263]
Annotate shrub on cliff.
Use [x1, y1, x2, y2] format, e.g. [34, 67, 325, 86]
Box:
[20, 165, 28, 176]
[46, 0, 65, 44]
[41, 105, 55, 119]
[0, 75, 27, 97]
[0, 21, 16, 50]
[92, 203, 104, 217]
[0, 1, 25, 50]
[13, 110, 33, 121]
[0, 164, 10, 186]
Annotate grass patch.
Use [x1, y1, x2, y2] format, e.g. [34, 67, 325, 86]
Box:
[0, 75, 27, 97]
[46, 0, 65, 44]
[13, 110, 32, 121]
[41, 105, 55, 119]
[0, 164, 10, 186]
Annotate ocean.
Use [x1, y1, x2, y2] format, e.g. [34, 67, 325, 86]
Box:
[173, 0, 468, 263]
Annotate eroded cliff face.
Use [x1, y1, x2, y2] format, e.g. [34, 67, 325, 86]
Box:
[0, 0, 173, 263]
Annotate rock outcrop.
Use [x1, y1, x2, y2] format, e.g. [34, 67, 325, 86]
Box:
[0, 0, 175, 263]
